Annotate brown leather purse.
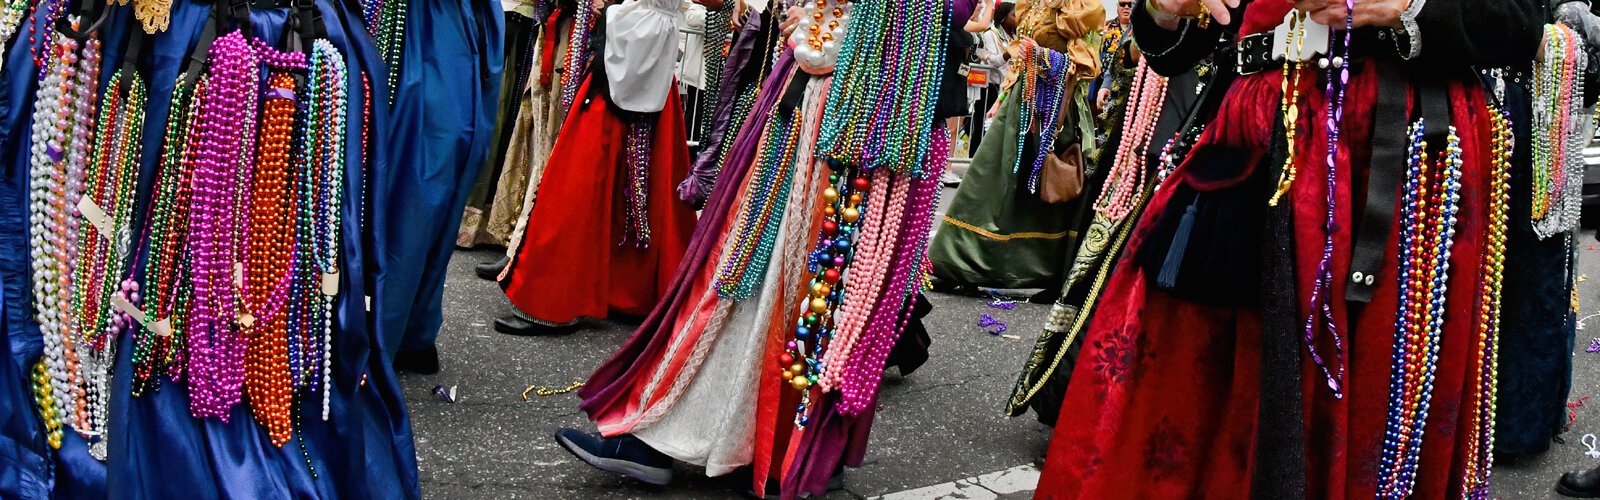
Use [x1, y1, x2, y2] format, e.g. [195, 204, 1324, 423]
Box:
[1039, 143, 1085, 203]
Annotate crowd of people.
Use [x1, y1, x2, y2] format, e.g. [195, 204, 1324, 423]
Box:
[3, 0, 1600, 497]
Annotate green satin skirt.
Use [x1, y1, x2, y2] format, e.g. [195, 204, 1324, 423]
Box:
[928, 92, 1091, 290]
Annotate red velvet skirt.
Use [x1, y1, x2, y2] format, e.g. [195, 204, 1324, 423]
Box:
[502, 75, 697, 324]
[1036, 55, 1496, 498]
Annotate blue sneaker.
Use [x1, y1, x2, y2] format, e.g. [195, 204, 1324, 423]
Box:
[554, 428, 674, 485]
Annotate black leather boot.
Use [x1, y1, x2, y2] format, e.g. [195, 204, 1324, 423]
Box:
[475, 255, 510, 281]
[1559, 465, 1600, 498]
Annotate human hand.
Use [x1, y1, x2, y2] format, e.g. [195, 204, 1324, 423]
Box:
[1096, 88, 1111, 110]
[1146, 0, 1237, 28]
[1295, 0, 1409, 29]
[780, 5, 803, 39]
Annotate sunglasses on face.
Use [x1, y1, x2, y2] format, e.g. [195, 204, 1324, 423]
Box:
[1117, 3, 1132, 8]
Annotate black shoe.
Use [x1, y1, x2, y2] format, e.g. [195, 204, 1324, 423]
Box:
[475, 255, 510, 281]
[394, 348, 440, 375]
[494, 313, 577, 336]
[1559, 466, 1600, 497]
[554, 429, 674, 485]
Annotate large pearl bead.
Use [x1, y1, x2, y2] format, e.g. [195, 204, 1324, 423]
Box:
[810, 298, 828, 313]
[790, 377, 811, 390]
[823, 187, 839, 202]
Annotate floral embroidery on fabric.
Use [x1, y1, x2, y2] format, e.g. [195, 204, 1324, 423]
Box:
[1142, 418, 1189, 480]
[1092, 322, 1140, 384]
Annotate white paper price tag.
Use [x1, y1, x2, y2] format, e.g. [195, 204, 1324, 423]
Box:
[149, 318, 173, 337]
[77, 197, 114, 240]
[321, 272, 340, 296]
[111, 295, 147, 325]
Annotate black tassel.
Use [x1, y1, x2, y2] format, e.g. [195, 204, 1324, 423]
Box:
[1156, 201, 1199, 290]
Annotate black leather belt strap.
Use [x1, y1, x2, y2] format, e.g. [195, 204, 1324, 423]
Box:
[1347, 64, 1449, 303]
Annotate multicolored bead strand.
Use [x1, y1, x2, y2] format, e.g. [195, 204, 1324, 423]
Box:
[816, 0, 948, 174]
[0, 0, 30, 52]
[27, 0, 64, 79]
[1462, 107, 1512, 499]
[28, 34, 84, 432]
[620, 121, 654, 247]
[786, 166, 869, 425]
[307, 39, 347, 420]
[1531, 23, 1586, 239]
[133, 76, 198, 396]
[1376, 121, 1463, 498]
[714, 109, 802, 299]
[560, 0, 596, 109]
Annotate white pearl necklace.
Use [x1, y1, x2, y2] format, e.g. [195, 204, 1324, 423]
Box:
[787, 0, 848, 73]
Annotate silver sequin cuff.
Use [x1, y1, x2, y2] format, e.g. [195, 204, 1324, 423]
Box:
[1396, 0, 1424, 59]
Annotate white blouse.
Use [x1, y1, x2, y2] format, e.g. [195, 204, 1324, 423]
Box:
[604, 0, 685, 113]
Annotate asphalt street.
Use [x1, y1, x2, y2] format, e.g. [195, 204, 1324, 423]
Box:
[403, 222, 1600, 499]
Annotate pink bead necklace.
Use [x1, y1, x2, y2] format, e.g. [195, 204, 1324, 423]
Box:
[1094, 61, 1166, 222]
[836, 128, 949, 415]
[185, 30, 260, 420]
[819, 167, 899, 391]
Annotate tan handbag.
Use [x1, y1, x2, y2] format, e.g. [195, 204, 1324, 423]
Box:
[1039, 143, 1085, 204]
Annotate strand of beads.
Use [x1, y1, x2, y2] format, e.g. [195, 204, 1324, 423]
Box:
[245, 72, 300, 446]
[620, 121, 655, 246]
[31, 361, 64, 449]
[363, 0, 381, 37]
[1010, 38, 1038, 175]
[1532, 24, 1584, 239]
[28, 34, 81, 428]
[714, 110, 802, 299]
[836, 128, 949, 416]
[1461, 108, 1512, 499]
[785, 166, 869, 426]
[815, 0, 883, 161]
[0, 0, 29, 50]
[1267, 11, 1309, 206]
[376, 0, 406, 102]
[817, 168, 899, 392]
[186, 30, 260, 420]
[1025, 48, 1070, 194]
[560, 0, 595, 109]
[1094, 60, 1165, 222]
[816, 0, 946, 174]
[1300, 2, 1355, 401]
[309, 39, 348, 421]
[133, 76, 198, 396]
[1376, 121, 1463, 498]
[70, 51, 143, 461]
[27, 0, 64, 79]
[66, 35, 121, 445]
